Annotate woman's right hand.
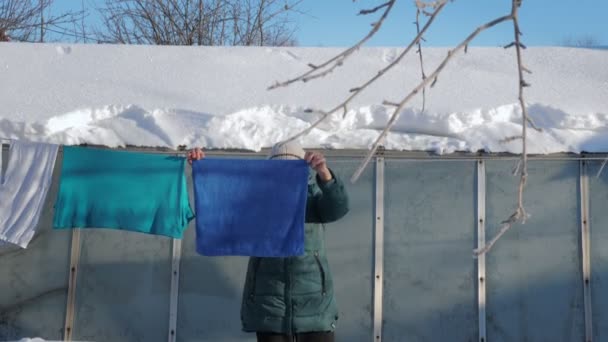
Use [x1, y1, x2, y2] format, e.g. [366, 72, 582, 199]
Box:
[187, 147, 205, 165]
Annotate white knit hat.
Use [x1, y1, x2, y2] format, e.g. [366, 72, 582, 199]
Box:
[268, 140, 305, 160]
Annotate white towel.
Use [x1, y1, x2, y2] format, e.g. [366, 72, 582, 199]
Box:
[0, 141, 58, 248]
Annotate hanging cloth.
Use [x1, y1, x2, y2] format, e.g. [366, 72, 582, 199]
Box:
[192, 158, 309, 257]
[53, 146, 194, 238]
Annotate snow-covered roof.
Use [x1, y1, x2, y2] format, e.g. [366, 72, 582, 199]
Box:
[0, 43, 606, 153]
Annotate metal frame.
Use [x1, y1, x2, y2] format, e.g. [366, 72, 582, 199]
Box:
[6, 142, 603, 161]
[63, 229, 81, 342]
[580, 160, 593, 342]
[168, 237, 182, 342]
[373, 154, 385, 342]
[477, 160, 487, 342]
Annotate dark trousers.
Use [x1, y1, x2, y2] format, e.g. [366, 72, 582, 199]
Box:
[256, 331, 335, 342]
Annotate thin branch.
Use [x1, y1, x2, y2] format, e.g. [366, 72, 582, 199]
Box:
[275, 1, 448, 144]
[526, 115, 542, 131]
[597, 158, 608, 178]
[473, 210, 522, 256]
[504, 41, 526, 49]
[500, 135, 523, 143]
[358, 1, 391, 15]
[382, 100, 400, 107]
[350, 13, 515, 183]
[415, 8, 427, 113]
[267, 0, 397, 90]
[512, 158, 522, 176]
[474, 0, 530, 257]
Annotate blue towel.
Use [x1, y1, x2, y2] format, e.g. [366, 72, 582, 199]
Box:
[192, 158, 309, 257]
[53, 146, 194, 238]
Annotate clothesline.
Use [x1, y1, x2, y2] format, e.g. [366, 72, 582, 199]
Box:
[2, 137, 608, 162]
[0, 137, 190, 156]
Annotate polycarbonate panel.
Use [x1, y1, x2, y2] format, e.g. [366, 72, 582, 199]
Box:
[325, 159, 375, 342]
[485, 160, 584, 342]
[71, 230, 172, 342]
[383, 160, 477, 341]
[0, 149, 70, 341]
[589, 160, 608, 340]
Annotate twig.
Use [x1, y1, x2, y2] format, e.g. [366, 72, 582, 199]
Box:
[526, 115, 542, 131]
[275, 1, 448, 144]
[473, 210, 522, 256]
[512, 158, 522, 176]
[415, 8, 427, 113]
[350, 13, 515, 183]
[474, 0, 530, 257]
[382, 100, 400, 107]
[500, 135, 523, 143]
[597, 158, 608, 178]
[268, 0, 397, 90]
[358, 2, 391, 15]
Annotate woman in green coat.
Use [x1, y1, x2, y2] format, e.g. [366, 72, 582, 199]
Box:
[188, 141, 349, 342]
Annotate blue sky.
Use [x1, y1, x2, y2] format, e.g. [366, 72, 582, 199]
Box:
[53, 0, 607, 47]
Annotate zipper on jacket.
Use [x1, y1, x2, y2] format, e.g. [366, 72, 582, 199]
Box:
[286, 257, 293, 334]
[313, 251, 326, 295]
[249, 258, 261, 301]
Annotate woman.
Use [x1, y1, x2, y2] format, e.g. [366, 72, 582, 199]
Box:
[188, 141, 349, 342]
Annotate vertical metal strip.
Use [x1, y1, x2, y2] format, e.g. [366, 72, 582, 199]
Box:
[64, 228, 81, 341]
[168, 238, 182, 342]
[580, 160, 593, 342]
[373, 155, 385, 342]
[477, 160, 487, 342]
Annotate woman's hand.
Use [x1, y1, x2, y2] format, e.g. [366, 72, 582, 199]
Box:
[305, 151, 332, 182]
[187, 148, 205, 165]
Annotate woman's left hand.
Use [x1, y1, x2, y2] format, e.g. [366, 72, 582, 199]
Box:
[305, 151, 333, 182]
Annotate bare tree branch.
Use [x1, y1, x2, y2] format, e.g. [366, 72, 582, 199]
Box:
[414, 6, 427, 113]
[271, 1, 447, 143]
[95, 0, 300, 46]
[597, 158, 608, 178]
[0, 0, 85, 42]
[358, 1, 391, 16]
[350, 12, 514, 183]
[268, 0, 397, 90]
[500, 135, 523, 143]
[526, 115, 541, 131]
[474, 0, 531, 257]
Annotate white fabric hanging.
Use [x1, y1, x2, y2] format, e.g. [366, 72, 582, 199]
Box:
[0, 140, 58, 248]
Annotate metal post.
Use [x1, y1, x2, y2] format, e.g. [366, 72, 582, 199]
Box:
[477, 160, 486, 342]
[63, 229, 81, 341]
[580, 160, 593, 342]
[373, 154, 385, 342]
[168, 238, 182, 342]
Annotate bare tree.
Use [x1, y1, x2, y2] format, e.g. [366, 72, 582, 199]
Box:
[561, 34, 601, 48]
[0, 27, 10, 41]
[0, 0, 85, 42]
[94, 0, 301, 46]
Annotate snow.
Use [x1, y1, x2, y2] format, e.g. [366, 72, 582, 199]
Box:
[0, 43, 607, 153]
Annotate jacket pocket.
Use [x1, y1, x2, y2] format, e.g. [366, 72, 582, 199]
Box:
[313, 252, 326, 295]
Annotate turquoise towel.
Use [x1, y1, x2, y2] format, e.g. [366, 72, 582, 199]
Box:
[192, 158, 309, 257]
[53, 147, 194, 238]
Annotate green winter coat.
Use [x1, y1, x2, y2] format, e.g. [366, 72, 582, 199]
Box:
[241, 170, 349, 334]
